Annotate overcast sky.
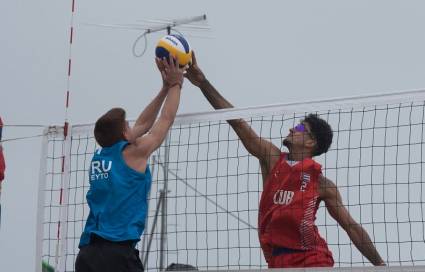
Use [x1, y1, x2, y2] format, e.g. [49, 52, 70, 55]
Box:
[1, 1, 425, 271]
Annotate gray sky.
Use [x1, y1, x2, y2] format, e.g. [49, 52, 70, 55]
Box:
[1, 1, 425, 271]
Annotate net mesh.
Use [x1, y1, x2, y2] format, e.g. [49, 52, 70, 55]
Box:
[38, 91, 425, 271]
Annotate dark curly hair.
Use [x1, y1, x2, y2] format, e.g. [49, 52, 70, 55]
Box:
[303, 114, 333, 156]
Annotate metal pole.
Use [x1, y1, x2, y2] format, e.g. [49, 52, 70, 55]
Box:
[159, 133, 171, 270]
[35, 127, 49, 272]
[143, 190, 163, 268]
[145, 14, 206, 34]
[140, 155, 157, 262]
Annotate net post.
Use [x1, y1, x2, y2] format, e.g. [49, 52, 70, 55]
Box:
[56, 124, 73, 272]
[143, 190, 164, 268]
[35, 127, 49, 272]
[160, 133, 171, 271]
[140, 155, 157, 261]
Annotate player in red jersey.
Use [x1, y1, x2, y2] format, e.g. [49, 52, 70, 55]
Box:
[185, 52, 385, 268]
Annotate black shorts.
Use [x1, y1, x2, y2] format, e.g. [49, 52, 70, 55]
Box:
[75, 235, 144, 272]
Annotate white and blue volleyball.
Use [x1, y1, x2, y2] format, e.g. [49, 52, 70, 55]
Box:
[155, 34, 192, 66]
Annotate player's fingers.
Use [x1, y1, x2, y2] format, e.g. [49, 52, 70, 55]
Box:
[169, 54, 176, 69]
[155, 58, 164, 70]
[162, 57, 170, 70]
[180, 64, 189, 73]
[191, 51, 197, 65]
[174, 55, 180, 69]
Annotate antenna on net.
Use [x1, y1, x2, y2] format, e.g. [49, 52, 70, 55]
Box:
[85, 14, 210, 59]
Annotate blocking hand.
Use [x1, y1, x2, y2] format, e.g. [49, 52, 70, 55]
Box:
[184, 51, 207, 88]
[156, 55, 186, 89]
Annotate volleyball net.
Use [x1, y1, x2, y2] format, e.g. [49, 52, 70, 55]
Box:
[36, 90, 425, 271]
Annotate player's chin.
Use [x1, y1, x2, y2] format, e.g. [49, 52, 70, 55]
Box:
[283, 138, 291, 148]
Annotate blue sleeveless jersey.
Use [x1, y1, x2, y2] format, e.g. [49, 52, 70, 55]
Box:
[79, 140, 152, 247]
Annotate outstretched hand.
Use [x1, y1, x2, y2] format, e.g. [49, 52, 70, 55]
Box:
[156, 55, 186, 89]
[184, 51, 207, 87]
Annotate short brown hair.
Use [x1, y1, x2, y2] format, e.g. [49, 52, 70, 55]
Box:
[94, 107, 126, 147]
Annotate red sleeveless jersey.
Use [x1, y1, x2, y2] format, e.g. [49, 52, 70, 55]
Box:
[258, 153, 332, 261]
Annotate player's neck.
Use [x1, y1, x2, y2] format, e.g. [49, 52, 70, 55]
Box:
[287, 149, 312, 161]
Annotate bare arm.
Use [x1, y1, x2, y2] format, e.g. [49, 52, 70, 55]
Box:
[134, 57, 185, 159]
[319, 175, 385, 266]
[131, 58, 176, 140]
[185, 51, 280, 169]
[131, 87, 168, 140]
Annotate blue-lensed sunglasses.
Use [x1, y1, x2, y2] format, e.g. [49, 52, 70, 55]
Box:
[294, 123, 314, 138]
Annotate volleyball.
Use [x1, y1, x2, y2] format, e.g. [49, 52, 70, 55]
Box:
[155, 34, 192, 66]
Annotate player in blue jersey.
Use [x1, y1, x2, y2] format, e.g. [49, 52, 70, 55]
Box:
[75, 56, 186, 272]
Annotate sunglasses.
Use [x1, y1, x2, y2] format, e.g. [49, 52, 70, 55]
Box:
[294, 123, 307, 132]
[294, 123, 314, 138]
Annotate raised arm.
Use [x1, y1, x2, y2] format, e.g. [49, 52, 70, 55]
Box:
[319, 175, 385, 266]
[130, 87, 167, 141]
[134, 56, 185, 159]
[130, 59, 175, 140]
[185, 51, 280, 169]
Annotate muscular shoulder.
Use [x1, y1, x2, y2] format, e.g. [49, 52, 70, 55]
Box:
[318, 175, 337, 200]
[259, 151, 282, 188]
[261, 152, 282, 173]
[319, 175, 335, 186]
[122, 143, 149, 173]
